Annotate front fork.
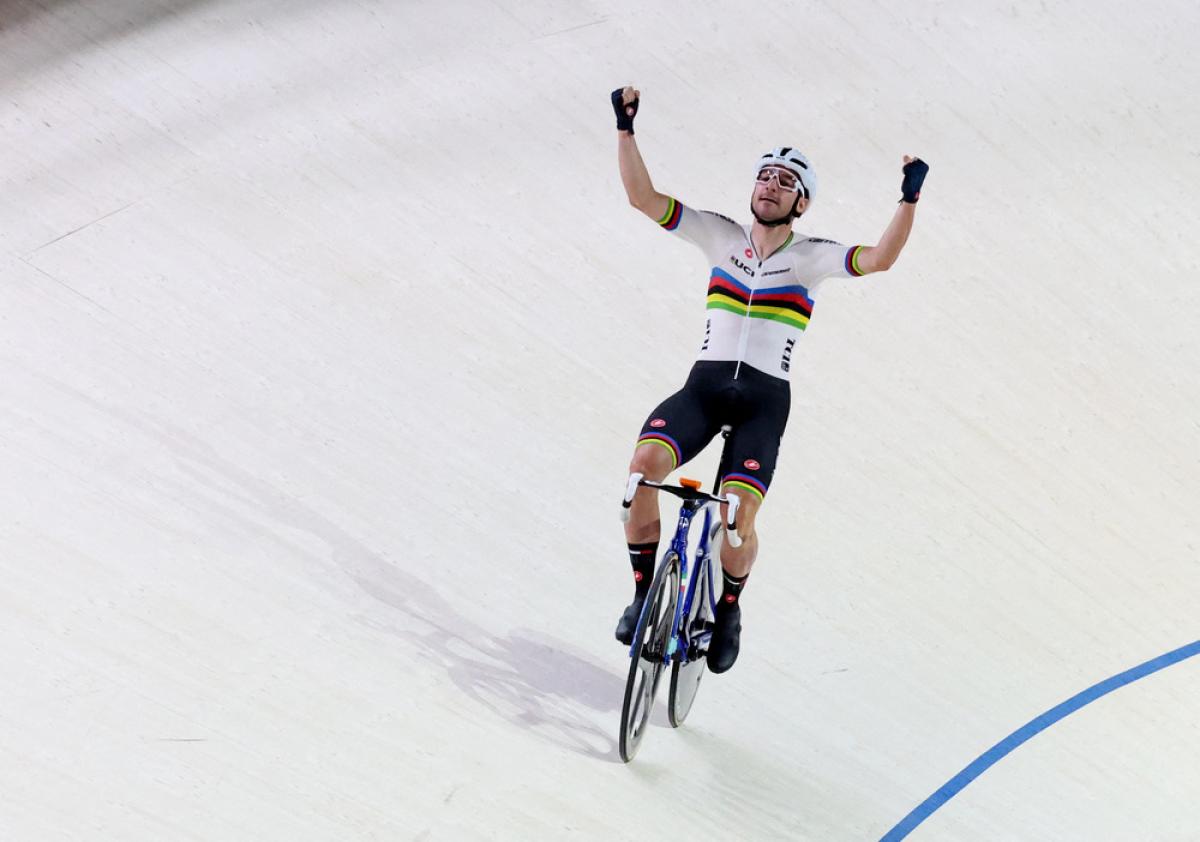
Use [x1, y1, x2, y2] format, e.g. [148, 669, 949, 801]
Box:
[664, 505, 696, 660]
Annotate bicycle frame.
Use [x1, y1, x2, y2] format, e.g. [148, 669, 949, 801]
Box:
[620, 480, 735, 663]
[663, 498, 720, 663]
[617, 427, 739, 757]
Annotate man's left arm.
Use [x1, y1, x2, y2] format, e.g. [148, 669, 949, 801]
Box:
[851, 156, 929, 275]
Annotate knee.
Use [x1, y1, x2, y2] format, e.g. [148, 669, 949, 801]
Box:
[629, 442, 674, 480]
[721, 486, 761, 537]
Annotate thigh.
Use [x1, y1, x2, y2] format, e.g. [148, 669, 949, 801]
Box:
[636, 374, 726, 472]
[721, 389, 790, 503]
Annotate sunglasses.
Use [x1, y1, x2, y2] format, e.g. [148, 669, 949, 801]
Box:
[755, 166, 800, 192]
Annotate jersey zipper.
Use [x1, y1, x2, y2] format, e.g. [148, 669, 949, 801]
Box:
[734, 231, 793, 379]
[734, 233, 762, 380]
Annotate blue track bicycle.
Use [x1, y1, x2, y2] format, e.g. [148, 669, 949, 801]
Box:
[617, 431, 742, 762]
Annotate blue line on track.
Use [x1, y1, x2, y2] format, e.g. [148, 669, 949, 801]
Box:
[880, 639, 1200, 841]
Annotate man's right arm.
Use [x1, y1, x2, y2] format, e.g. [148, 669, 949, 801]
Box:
[613, 86, 672, 223]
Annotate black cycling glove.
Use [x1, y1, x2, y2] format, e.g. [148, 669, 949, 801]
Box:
[611, 88, 639, 134]
[901, 158, 929, 203]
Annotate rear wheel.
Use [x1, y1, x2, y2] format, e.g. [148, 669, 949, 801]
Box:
[618, 552, 679, 762]
[668, 550, 715, 726]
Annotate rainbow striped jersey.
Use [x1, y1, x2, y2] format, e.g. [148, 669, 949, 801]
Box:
[656, 196, 867, 381]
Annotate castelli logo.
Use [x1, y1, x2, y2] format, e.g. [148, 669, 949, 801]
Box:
[744, 248, 753, 258]
[743, 459, 760, 470]
[725, 594, 737, 603]
[650, 418, 667, 428]
[634, 571, 644, 582]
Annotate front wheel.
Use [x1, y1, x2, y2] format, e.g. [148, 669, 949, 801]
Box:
[668, 550, 715, 726]
[618, 552, 679, 762]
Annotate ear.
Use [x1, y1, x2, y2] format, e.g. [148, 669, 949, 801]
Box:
[794, 196, 810, 216]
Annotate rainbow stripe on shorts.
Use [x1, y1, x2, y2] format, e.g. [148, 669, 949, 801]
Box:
[637, 432, 681, 470]
[722, 472, 767, 502]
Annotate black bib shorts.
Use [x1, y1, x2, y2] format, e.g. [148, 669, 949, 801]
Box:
[635, 361, 791, 501]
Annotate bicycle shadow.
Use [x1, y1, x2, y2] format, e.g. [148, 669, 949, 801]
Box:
[47, 380, 625, 762]
[350, 564, 624, 762]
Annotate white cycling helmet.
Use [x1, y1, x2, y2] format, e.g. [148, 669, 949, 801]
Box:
[757, 147, 817, 201]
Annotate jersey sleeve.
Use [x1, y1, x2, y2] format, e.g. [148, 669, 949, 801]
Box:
[654, 197, 741, 259]
[792, 238, 870, 281]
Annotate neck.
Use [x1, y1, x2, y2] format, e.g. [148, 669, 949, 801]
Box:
[750, 221, 793, 258]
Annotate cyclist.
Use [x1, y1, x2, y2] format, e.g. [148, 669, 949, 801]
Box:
[611, 85, 929, 673]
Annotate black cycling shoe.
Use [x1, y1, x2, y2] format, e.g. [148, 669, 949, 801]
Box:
[615, 596, 647, 645]
[706, 601, 742, 673]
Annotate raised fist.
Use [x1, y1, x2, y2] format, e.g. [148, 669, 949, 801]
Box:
[901, 156, 929, 204]
[611, 86, 640, 134]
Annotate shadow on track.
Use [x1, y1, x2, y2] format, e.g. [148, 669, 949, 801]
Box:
[51, 378, 624, 761]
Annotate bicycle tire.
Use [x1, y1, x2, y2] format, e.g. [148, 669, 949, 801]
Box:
[668, 548, 715, 726]
[618, 552, 679, 763]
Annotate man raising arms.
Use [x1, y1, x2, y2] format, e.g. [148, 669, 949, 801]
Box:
[612, 85, 929, 673]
